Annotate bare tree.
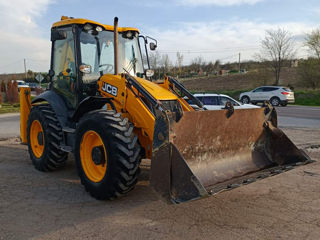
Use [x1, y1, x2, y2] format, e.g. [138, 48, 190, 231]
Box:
[149, 51, 161, 79]
[258, 28, 295, 85]
[190, 56, 204, 72]
[176, 52, 184, 76]
[305, 28, 320, 60]
[213, 60, 221, 71]
[161, 54, 171, 75]
[149, 51, 160, 69]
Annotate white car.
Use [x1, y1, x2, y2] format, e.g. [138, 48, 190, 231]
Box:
[187, 93, 260, 110]
[12, 80, 29, 91]
[239, 86, 294, 106]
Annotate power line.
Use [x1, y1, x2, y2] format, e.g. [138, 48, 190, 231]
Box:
[157, 46, 260, 54]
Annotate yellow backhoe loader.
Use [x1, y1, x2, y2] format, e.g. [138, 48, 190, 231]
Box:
[20, 16, 311, 203]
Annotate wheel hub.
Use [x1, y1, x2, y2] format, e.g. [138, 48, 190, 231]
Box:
[37, 132, 44, 146]
[91, 146, 106, 165]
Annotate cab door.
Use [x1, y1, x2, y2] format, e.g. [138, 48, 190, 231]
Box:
[51, 26, 78, 108]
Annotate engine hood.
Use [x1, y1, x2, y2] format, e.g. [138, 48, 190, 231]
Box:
[135, 77, 178, 101]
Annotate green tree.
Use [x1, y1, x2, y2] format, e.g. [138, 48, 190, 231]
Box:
[298, 58, 320, 89]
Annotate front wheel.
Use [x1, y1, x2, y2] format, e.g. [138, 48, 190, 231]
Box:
[75, 110, 141, 200]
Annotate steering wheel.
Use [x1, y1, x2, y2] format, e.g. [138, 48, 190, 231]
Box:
[99, 64, 114, 73]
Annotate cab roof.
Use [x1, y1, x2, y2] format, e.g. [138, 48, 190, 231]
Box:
[52, 16, 140, 33]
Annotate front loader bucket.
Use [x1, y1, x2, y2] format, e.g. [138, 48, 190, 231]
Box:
[150, 107, 311, 204]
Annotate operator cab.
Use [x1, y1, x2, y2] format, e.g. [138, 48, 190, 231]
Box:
[49, 16, 156, 108]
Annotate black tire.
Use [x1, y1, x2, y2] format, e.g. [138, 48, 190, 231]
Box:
[27, 105, 68, 172]
[241, 96, 250, 104]
[280, 102, 288, 107]
[75, 110, 141, 200]
[270, 97, 280, 106]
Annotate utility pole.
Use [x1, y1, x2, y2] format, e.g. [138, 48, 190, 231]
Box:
[24, 58, 27, 80]
[238, 53, 241, 73]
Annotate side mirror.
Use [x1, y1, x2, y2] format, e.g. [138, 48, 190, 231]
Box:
[150, 42, 157, 51]
[80, 64, 92, 74]
[51, 29, 67, 41]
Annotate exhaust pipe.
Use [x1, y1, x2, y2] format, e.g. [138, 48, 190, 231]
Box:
[114, 17, 118, 75]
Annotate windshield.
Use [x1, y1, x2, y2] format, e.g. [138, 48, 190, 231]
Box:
[80, 28, 144, 83]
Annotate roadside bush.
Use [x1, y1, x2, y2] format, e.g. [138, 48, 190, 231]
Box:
[1, 80, 5, 92]
[298, 58, 320, 89]
[6, 81, 19, 103]
[294, 90, 320, 106]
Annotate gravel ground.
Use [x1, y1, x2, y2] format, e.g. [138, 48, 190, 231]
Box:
[0, 128, 319, 240]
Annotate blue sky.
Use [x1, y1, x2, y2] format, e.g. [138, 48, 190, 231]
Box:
[0, 0, 319, 73]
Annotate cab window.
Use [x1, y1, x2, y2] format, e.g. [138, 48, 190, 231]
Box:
[202, 96, 219, 105]
[253, 87, 263, 92]
[195, 96, 203, 103]
[220, 97, 240, 106]
[263, 87, 278, 92]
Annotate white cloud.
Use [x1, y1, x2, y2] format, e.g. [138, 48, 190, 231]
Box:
[0, 0, 53, 73]
[146, 20, 314, 65]
[175, 0, 264, 7]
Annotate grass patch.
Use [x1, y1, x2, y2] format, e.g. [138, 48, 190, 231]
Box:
[294, 90, 320, 106]
[0, 103, 20, 114]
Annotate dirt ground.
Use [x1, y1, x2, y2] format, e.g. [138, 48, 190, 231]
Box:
[0, 128, 319, 240]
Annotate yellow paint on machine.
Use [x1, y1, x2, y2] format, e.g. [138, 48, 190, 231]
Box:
[20, 87, 31, 144]
[52, 16, 140, 33]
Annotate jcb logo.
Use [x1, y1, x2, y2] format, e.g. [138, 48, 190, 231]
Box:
[102, 83, 118, 97]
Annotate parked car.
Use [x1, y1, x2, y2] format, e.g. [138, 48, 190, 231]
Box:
[239, 86, 294, 106]
[187, 93, 260, 110]
[27, 82, 40, 91]
[12, 80, 29, 92]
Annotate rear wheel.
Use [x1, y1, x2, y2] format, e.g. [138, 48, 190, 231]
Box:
[75, 110, 141, 200]
[27, 105, 68, 171]
[270, 97, 280, 106]
[280, 102, 288, 107]
[241, 96, 250, 104]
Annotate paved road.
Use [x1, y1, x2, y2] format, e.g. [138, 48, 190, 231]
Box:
[276, 105, 320, 128]
[0, 105, 319, 139]
[0, 113, 20, 139]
